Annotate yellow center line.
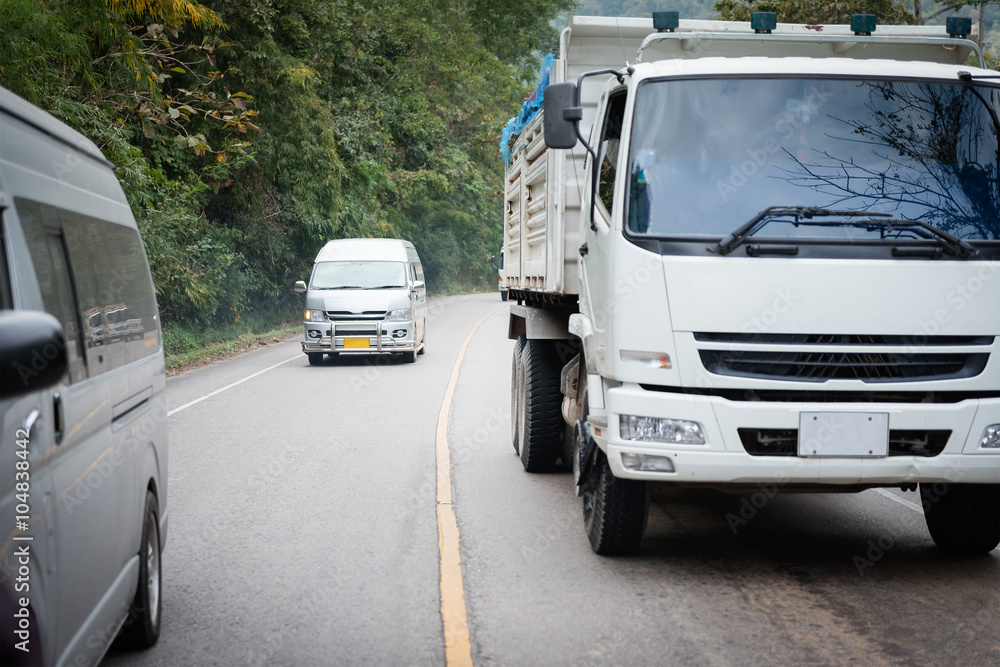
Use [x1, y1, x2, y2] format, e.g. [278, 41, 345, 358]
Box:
[436, 303, 505, 667]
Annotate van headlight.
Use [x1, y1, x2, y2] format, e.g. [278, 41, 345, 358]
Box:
[384, 308, 412, 322]
[304, 310, 326, 322]
[620, 415, 706, 445]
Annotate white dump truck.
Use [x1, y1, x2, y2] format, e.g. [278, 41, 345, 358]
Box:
[502, 13, 1000, 555]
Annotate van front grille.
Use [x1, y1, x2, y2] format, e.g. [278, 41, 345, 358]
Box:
[327, 311, 387, 320]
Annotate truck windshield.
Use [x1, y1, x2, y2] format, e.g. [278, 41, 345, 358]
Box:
[311, 261, 407, 289]
[626, 77, 1000, 243]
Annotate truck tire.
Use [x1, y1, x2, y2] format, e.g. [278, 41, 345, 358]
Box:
[511, 335, 525, 453]
[307, 352, 323, 365]
[517, 339, 562, 472]
[920, 482, 1000, 554]
[118, 491, 162, 648]
[583, 454, 648, 555]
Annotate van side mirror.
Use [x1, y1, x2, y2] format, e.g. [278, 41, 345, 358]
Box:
[293, 280, 307, 294]
[0, 310, 68, 399]
[544, 82, 580, 149]
[412, 280, 425, 290]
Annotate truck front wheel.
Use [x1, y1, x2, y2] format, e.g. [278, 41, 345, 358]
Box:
[583, 454, 648, 555]
[920, 482, 1000, 554]
[516, 339, 562, 472]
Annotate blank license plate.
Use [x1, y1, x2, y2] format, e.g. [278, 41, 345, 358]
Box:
[344, 338, 370, 349]
[798, 412, 889, 457]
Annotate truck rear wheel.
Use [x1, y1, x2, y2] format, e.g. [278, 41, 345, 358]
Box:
[583, 454, 648, 555]
[517, 339, 562, 472]
[511, 335, 524, 453]
[920, 482, 1000, 554]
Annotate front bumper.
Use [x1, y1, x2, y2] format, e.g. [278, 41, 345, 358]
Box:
[301, 319, 417, 355]
[598, 383, 1000, 486]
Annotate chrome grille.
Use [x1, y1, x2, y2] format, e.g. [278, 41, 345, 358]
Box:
[327, 311, 386, 320]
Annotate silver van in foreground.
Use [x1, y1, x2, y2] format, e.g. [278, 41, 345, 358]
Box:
[0, 86, 167, 665]
[295, 238, 427, 364]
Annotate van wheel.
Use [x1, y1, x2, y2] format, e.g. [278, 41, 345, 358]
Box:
[400, 350, 417, 363]
[583, 454, 648, 556]
[307, 353, 323, 365]
[517, 339, 562, 472]
[920, 482, 1000, 554]
[119, 491, 162, 648]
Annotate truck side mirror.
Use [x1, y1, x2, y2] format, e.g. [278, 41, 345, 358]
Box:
[544, 82, 580, 149]
[0, 310, 68, 399]
[293, 280, 307, 293]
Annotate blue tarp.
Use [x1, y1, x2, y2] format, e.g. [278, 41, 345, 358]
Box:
[500, 54, 556, 167]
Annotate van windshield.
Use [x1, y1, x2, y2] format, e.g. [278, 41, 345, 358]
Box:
[311, 261, 407, 289]
[626, 77, 1000, 243]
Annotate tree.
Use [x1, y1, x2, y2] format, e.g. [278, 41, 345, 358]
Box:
[714, 0, 915, 24]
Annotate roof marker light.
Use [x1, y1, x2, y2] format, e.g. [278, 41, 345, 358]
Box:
[751, 12, 776, 34]
[851, 14, 876, 36]
[947, 16, 973, 39]
[653, 11, 679, 33]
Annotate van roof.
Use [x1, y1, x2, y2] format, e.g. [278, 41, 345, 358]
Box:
[315, 238, 416, 263]
[0, 87, 113, 169]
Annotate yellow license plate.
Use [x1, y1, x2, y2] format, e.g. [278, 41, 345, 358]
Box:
[344, 338, 370, 349]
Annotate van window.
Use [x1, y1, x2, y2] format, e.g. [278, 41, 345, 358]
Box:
[312, 261, 407, 289]
[17, 200, 87, 382]
[16, 199, 159, 376]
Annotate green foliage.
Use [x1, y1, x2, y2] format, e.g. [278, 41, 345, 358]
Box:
[714, 0, 915, 24]
[0, 0, 586, 333]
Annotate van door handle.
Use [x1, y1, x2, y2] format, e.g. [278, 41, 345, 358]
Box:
[53, 392, 64, 445]
[23, 409, 40, 440]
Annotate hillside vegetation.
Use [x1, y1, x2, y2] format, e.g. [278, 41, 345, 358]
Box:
[2, 0, 996, 346]
[1, 0, 573, 336]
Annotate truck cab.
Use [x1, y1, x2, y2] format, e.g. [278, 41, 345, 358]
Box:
[503, 14, 1000, 555]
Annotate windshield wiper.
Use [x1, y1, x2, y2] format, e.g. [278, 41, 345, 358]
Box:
[711, 207, 887, 255]
[711, 207, 976, 258]
[324, 285, 364, 290]
[366, 285, 405, 290]
[856, 218, 976, 258]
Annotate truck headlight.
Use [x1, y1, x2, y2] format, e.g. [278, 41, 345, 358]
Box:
[384, 308, 412, 322]
[620, 415, 706, 445]
[981, 424, 1000, 449]
[305, 309, 326, 322]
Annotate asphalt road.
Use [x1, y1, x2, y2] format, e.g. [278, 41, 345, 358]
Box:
[104, 293, 1000, 667]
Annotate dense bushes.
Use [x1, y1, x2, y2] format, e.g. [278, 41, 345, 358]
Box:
[1, 0, 573, 330]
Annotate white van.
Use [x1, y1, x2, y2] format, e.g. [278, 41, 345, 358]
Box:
[0, 86, 167, 664]
[295, 238, 427, 364]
